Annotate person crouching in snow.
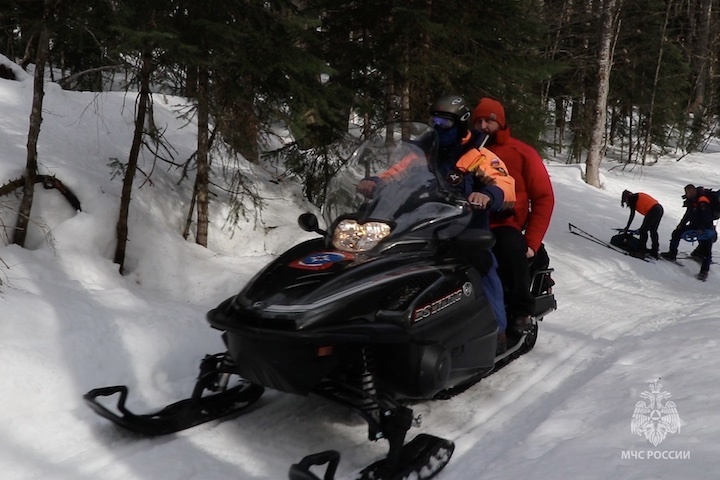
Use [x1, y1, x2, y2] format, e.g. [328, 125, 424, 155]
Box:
[661, 184, 715, 281]
[620, 190, 664, 259]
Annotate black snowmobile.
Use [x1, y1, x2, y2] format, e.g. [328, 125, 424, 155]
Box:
[84, 122, 556, 480]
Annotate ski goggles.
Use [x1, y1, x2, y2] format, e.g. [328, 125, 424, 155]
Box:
[431, 115, 455, 129]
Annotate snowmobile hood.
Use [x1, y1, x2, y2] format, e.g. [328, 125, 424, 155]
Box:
[210, 243, 451, 331]
[208, 122, 480, 331]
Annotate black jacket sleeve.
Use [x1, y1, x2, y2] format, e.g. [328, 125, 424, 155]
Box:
[624, 194, 638, 231]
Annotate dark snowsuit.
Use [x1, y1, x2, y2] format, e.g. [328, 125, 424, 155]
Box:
[668, 195, 714, 274]
[436, 134, 508, 332]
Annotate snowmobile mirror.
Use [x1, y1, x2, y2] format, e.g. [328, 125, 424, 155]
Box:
[298, 213, 327, 236]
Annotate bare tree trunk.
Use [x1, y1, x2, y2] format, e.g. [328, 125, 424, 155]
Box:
[400, 35, 410, 123]
[553, 96, 565, 156]
[183, 176, 198, 240]
[640, 0, 672, 164]
[569, 1, 596, 165]
[13, 13, 51, 247]
[195, 67, 210, 247]
[384, 73, 395, 125]
[688, 0, 712, 117]
[113, 50, 152, 273]
[585, 0, 622, 187]
[627, 106, 634, 164]
[20, 32, 36, 70]
[185, 65, 198, 98]
[541, 0, 573, 109]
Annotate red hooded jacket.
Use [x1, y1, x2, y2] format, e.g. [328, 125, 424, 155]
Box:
[473, 99, 555, 252]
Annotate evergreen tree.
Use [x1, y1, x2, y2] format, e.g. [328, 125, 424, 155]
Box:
[51, 1, 120, 90]
[611, 0, 690, 163]
[440, 0, 556, 147]
[0, 1, 22, 61]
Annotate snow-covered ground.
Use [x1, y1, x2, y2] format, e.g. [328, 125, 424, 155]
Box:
[2, 54, 719, 479]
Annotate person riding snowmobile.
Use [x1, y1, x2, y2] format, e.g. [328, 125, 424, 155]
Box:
[471, 97, 555, 336]
[357, 94, 515, 351]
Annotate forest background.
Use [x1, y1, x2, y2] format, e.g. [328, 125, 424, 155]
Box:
[1, 0, 719, 269]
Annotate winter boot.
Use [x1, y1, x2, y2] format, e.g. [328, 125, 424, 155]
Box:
[544, 275, 555, 294]
[697, 271, 708, 282]
[660, 251, 677, 261]
[629, 251, 646, 259]
[496, 331, 507, 355]
[510, 315, 534, 335]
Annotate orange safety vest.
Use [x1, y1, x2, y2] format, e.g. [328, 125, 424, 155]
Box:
[635, 192, 659, 216]
[376, 153, 423, 183]
[375, 143, 516, 210]
[455, 147, 516, 210]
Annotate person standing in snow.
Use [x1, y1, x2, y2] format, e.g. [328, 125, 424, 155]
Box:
[661, 184, 715, 281]
[471, 98, 555, 335]
[620, 190, 664, 259]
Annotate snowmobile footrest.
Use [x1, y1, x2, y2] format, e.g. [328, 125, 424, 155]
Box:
[83, 382, 263, 436]
[356, 433, 454, 480]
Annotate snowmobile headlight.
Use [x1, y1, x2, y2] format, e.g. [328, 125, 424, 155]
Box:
[332, 219, 391, 252]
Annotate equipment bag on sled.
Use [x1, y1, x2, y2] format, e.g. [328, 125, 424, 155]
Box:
[610, 232, 643, 253]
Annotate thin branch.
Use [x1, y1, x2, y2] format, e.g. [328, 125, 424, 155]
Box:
[57, 64, 126, 88]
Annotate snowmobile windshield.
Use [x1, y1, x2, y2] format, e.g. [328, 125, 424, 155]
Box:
[323, 122, 471, 252]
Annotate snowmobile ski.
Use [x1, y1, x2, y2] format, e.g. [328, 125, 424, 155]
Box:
[289, 434, 454, 480]
[83, 381, 263, 436]
[84, 352, 264, 435]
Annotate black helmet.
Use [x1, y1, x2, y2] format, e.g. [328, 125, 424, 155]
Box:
[430, 94, 472, 137]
